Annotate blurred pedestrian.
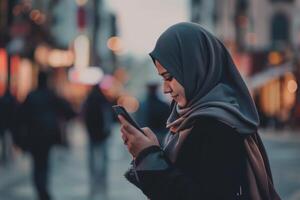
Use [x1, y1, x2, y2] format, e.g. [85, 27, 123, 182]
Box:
[117, 23, 281, 200]
[14, 71, 75, 200]
[82, 84, 113, 195]
[0, 90, 18, 164]
[136, 82, 170, 144]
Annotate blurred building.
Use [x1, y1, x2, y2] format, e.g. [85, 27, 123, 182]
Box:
[191, 0, 300, 128]
[214, 0, 300, 51]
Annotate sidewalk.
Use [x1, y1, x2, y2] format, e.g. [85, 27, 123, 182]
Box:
[0, 121, 146, 200]
[259, 127, 300, 142]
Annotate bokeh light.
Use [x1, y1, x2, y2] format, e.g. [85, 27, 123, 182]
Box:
[287, 79, 297, 93]
[117, 94, 139, 113]
[268, 51, 282, 65]
[107, 36, 123, 52]
[68, 67, 103, 85]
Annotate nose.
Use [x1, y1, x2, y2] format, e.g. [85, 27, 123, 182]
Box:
[163, 81, 172, 94]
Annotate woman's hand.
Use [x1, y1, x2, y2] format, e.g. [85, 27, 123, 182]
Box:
[118, 115, 160, 158]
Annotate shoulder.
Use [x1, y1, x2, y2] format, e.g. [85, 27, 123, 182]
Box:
[188, 117, 241, 141]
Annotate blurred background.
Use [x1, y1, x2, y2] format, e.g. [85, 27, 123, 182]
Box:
[0, 0, 300, 199]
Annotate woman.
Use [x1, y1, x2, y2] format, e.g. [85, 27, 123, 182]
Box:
[118, 22, 281, 200]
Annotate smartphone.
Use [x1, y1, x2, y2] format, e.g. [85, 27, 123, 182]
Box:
[112, 105, 145, 135]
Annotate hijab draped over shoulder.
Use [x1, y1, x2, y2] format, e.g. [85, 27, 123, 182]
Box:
[149, 22, 259, 135]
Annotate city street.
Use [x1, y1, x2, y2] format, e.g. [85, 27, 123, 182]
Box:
[0, 122, 299, 200]
[1, 0, 300, 200]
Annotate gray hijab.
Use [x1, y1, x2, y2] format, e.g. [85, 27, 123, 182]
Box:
[149, 22, 259, 136]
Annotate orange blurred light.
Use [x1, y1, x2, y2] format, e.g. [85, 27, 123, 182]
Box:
[35, 45, 50, 66]
[30, 10, 41, 21]
[17, 59, 32, 102]
[0, 49, 7, 96]
[48, 49, 74, 68]
[35, 14, 46, 25]
[107, 36, 123, 52]
[268, 51, 282, 65]
[117, 95, 139, 113]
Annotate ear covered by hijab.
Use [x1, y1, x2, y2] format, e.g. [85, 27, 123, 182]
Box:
[149, 22, 259, 135]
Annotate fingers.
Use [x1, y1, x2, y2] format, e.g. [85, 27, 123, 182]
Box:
[120, 124, 134, 141]
[141, 127, 155, 140]
[118, 115, 140, 136]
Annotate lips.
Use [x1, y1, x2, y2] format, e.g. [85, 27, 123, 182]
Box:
[171, 95, 179, 98]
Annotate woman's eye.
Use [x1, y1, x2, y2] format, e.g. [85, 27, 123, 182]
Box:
[164, 75, 173, 81]
[161, 72, 173, 81]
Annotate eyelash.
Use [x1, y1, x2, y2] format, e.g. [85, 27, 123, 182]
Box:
[160, 72, 174, 82]
[164, 77, 173, 81]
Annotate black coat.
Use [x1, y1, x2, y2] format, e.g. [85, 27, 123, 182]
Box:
[82, 87, 112, 142]
[128, 117, 249, 200]
[14, 88, 75, 151]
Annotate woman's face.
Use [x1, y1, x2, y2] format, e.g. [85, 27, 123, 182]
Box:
[155, 60, 187, 107]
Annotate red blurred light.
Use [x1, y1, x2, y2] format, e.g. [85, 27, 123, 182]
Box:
[10, 55, 20, 96]
[77, 7, 86, 30]
[0, 49, 7, 96]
